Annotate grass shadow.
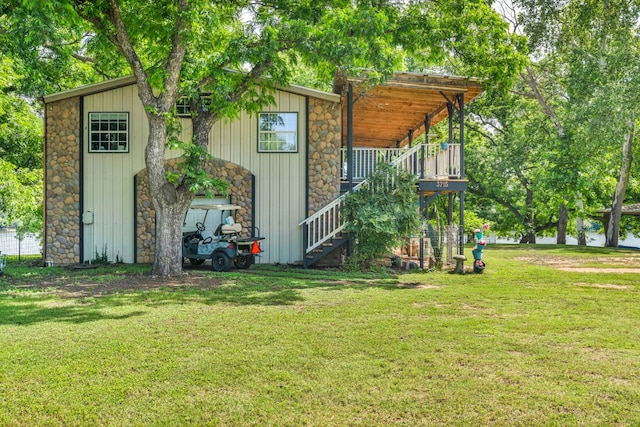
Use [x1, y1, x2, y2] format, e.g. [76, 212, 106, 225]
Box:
[0, 299, 146, 326]
[122, 272, 404, 307]
[0, 262, 424, 322]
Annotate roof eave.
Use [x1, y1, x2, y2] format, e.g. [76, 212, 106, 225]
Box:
[44, 75, 340, 104]
[43, 75, 137, 103]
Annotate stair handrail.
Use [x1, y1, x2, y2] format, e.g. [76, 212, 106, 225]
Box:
[391, 143, 424, 177]
[299, 180, 367, 253]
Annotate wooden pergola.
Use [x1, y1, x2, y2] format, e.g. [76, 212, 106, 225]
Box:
[334, 71, 484, 149]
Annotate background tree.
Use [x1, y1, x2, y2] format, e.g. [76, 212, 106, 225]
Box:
[1, 1, 105, 97]
[461, 0, 640, 246]
[515, 0, 640, 247]
[0, 55, 44, 235]
[464, 61, 580, 243]
[0, 57, 43, 170]
[0, 160, 42, 235]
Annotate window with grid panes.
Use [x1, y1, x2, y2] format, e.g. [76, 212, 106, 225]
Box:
[89, 112, 129, 152]
[258, 112, 298, 153]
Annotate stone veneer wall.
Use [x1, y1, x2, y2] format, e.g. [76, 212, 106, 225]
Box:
[307, 98, 342, 216]
[45, 97, 81, 265]
[135, 158, 253, 263]
[307, 97, 343, 267]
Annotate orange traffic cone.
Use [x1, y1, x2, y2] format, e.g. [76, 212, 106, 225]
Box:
[251, 241, 261, 255]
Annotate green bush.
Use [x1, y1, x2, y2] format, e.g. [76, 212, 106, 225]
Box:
[342, 162, 421, 269]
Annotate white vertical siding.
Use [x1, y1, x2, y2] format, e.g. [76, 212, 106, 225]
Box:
[206, 91, 307, 264]
[82, 85, 307, 265]
[83, 85, 147, 263]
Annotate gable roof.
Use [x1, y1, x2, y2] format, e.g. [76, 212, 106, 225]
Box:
[43, 75, 340, 104]
[334, 71, 484, 148]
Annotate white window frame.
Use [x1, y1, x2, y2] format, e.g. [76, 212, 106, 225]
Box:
[176, 97, 191, 117]
[176, 95, 212, 117]
[258, 112, 298, 153]
[88, 112, 129, 153]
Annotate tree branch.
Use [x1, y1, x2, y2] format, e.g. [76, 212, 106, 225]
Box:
[467, 170, 523, 221]
[473, 111, 507, 136]
[520, 66, 565, 136]
[159, 0, 190, 111]
[71, 52, 95, 64]
[105, 0, 154, 101]
[466, 121, 498, 146]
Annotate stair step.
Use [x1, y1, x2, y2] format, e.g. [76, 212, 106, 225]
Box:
[303, 233, 349, 268]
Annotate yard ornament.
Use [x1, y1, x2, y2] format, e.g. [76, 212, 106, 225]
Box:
[472, 225, 489, 273]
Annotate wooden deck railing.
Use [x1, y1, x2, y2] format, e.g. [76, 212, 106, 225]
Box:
[340, 143, 460, 181]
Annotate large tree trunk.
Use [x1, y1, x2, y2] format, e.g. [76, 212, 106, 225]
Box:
[152, 196, 193, 275]
[145, 116, 194, 276]
[557, 202, 568, 244]
[606, 121, 635, 247]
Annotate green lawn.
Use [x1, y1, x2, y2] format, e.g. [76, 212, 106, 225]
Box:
[1, 245, 639, 426]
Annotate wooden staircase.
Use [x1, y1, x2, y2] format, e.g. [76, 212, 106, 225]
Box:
[303, 232, 349, 268]
[299, 143, 462, 268]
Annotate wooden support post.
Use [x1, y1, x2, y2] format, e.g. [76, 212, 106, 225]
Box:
[419, 191, 425, 270]
[347, 82, 354, 191]
[457, 93, 465, 256]
[422, 116, 431, 179]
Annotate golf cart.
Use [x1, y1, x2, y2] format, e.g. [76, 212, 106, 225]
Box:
[182, 203, 264, 272]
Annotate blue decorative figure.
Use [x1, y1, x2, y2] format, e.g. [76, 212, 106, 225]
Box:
[472, 226, 488, 273]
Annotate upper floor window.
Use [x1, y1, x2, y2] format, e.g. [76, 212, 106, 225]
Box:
[176, 98, 191, 117]
[89, 112, 129, 152]
[176, 95, 212, 117]
[258, 112, 298, 153]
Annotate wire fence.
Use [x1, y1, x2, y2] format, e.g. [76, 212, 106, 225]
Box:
[0, 228, 42, 260]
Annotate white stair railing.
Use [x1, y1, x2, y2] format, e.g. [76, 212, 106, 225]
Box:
[301, 143, 461, 255]
[302, 144, 421, 254]
[391, 143, 425, 176]
[299, 180, 366, 253]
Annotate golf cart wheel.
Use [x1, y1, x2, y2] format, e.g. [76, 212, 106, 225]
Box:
[234, 254, 255, 269]
[189, 258, 206, 266]
[211, 252, 232, 272]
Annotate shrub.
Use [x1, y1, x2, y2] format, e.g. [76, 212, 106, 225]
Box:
[342, 162, 421, 269]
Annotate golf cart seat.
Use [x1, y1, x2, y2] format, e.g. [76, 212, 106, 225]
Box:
[216, 215, 242, 237]
[221, 223, 242, 234]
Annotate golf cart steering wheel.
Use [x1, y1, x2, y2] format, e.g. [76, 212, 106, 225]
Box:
[195, 222, 205, 232]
